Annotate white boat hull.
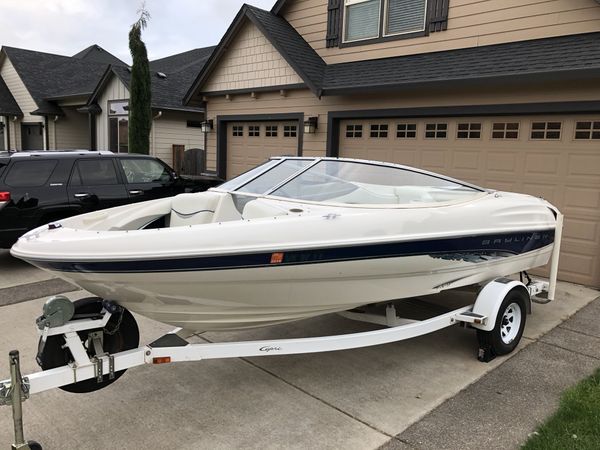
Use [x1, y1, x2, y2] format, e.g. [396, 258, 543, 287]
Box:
[11, 163, 559, 333]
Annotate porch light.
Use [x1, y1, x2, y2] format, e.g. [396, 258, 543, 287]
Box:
[200, 119, 214, 133]
[304, 116, 318, 134]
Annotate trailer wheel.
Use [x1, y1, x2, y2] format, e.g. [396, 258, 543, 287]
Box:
[477, 288, 528, 358]
[38, 297, 139, 393]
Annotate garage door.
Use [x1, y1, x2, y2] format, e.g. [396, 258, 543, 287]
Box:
[227, 121, 299, 179]
[339, 116, 600, 287]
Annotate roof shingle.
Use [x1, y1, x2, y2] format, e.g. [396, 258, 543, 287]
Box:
[322, 32, 600, 94]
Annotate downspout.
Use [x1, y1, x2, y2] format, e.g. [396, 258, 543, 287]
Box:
[152, 110, 162, 156]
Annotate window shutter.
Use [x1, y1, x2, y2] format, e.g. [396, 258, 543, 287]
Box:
[428, 0, 449, 32]
[326, 0, 341, 48]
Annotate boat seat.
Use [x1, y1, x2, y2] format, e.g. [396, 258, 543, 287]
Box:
[242, 200, 289, 219]
[170, 192, 221, 227]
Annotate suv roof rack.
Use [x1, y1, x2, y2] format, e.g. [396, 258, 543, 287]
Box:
[10, 150, 114, 157]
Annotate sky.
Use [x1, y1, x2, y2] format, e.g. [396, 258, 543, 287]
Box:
[0, 0, 276, 63]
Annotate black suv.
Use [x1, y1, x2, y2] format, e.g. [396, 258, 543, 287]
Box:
[0, 150, 219, 248]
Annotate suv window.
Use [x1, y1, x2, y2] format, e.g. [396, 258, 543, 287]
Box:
[119, 158, 171, 183]
[71, 159, 119, 186]
[4, 160, 58, 187]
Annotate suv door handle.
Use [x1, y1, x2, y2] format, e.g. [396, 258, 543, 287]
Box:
[129, 190, 143, 195]
[74, 193, 92, 199]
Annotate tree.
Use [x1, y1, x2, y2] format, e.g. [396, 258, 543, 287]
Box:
[128, 4, 152, 154]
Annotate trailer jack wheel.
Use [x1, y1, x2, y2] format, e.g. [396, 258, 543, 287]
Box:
[37, 297, 139, 393]
[476, 289, 528, 362]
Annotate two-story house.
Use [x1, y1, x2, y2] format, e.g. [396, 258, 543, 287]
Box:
[184, 0, 600, 288]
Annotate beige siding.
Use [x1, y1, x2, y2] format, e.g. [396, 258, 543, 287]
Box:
[54, 107, 89, 149]
[151, 111, 205, 167]
[95, 75, 129, 151]
[282, 0, 600, 64]
[204, 79, 600, 171]
[203, 20, 304, 92]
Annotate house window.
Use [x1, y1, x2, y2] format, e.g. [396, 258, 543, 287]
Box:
[385, 0, 427, 36]
[396, 123, 416, 138]
[345, 124, 363, 138]
[248, 125, 260, 137]
[344, 0, 381, 42]
[108, 100, 129, 153]
[284, 125, 297, 137]
[266, 125, 278, 137]
[531, 122, 561, 140]
[492, 122, 519, 139]
[232, 125, 244, 137]
[574, 121, 600, 140]
[457, 123, 481, 139]
[370, 124, 388, 138]
[425, 123, 447, 139]
[187, 120, 203, 128]
[343, 0, 427, 43]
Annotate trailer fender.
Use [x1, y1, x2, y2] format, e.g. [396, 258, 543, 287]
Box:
[471, 278, 530, 331]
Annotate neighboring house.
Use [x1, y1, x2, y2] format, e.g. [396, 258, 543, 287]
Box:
[184, 0, 600, 288]
[86, 46, 215, 169]
[0, 44, 215, 170]
[0, 44, 124, 152]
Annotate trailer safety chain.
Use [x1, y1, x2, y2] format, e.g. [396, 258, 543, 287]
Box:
[102, 307, 123, 336]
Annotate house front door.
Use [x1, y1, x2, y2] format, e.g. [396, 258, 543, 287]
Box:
[21, 123, 44, 150]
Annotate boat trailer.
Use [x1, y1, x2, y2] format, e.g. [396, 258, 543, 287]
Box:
[0, 217, 563, 449]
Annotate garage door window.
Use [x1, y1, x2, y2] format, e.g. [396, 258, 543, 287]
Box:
[574, 121, 600, 140]
[531, 122, 561, 140]
[232, 126, 243, 137]
[249, 126, 260, 137]
[425, 123, 447, 139]
[370, 124, 388, 138]
[346, 124, 363, 138]
[396, 123, 416, 138]
[492, 122, 519, 139]
[284, 125, 297, 137]
[266, 125, 278, 137]
[457, 123, 481, 139]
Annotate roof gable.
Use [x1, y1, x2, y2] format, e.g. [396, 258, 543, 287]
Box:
[73, 45, 127, 66]
[2, 46, 111, 115]
[184, 5, 326, 103]
[202, 20, 305, 93]
[89, 46, 214, 113]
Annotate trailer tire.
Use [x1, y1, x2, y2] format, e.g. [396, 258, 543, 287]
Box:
[476, 288, 528, 358]
[38, 297, 139, 393]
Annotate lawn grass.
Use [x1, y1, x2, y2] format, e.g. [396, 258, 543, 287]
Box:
[522, 366, 600, 449]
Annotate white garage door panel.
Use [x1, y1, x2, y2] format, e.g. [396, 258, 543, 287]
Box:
[227, 121, 299, 179]
[339, 116, 600, 287]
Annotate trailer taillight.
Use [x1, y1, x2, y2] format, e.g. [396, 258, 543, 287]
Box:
[0, 192, 10, 202]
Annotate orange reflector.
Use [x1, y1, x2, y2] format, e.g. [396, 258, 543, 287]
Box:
[270, 252, 284, 264]
[271, 253, 283, 264]
[153, 356, 171, 364]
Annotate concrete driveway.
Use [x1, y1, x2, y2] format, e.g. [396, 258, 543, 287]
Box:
[0, 250, 598, 449]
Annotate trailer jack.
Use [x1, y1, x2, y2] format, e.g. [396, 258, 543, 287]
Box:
[0, 351, 41, 450]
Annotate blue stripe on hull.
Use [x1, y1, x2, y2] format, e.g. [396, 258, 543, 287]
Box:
[29, 229, 554, 274]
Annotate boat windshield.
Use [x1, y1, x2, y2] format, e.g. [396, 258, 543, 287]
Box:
[269, 160, 483, 205]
